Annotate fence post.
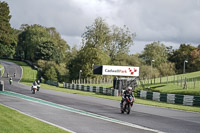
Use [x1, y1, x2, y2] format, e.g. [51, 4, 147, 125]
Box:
[181, 77, 182, 87]
[183, 77, 187, 89]
[160, 76, 162, 84]
[174, 75, 175, 84]
[177, 76, 178, 86]
[167, 75, 168, 84]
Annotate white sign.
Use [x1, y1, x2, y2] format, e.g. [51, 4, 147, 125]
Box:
[102, 65, 139, 76]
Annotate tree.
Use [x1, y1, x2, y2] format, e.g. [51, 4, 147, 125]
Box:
[139, 65, 160, 78]
[168, 44, 195, 73]
[17, 25, 70, 62]
[68, 46, 110, 80]
[17, 24, 50, 60]
[190, 45, 200, 71]
[81, 17, 111, 49]
[44, 66, 57, 81]
[34, 41, 56, 61]
[139, 41, 168, 67]
[109, 25, 135, 61]
[0, 1, 17, 58]
[157, 62, 176, 76]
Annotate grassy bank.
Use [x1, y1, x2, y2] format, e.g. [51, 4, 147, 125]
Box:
[0, 64, 4, 77]
[0, 104, 69, 133]
[136, 71, 200, 96]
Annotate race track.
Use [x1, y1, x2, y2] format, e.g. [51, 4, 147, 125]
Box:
[0, 60, 200, 133]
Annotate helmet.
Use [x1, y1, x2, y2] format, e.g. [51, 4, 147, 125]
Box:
[127, 86, 132, 91]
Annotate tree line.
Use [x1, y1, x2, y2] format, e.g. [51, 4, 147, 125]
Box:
[1, 1, 200, 82]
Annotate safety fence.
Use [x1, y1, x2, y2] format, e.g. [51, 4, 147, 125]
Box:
[72, 78, 113, 85]
[136, 90, 200, 106]
[45, 80, 59, 87]
[63, 82, 118, 96]
[137, 76, 200, 89]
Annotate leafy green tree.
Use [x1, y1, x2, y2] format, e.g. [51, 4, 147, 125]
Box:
[190, 45, 200, 71]
[140, 65, 160, 78]
[81, 17, 111, 49]
[109, 25, 135, 61]
[34, 41, 55, 61]
[17, 25, 70, 62]
[68, 46, 110, 80]
[140, 41, 168, 67]
[168, 44, 195, 73]
[17, 24, 50, 60]
[44, 66, 57, 81]
[68, 17, 136, 80]
[0, 1, 17, 58]
[157, 62, 176, 76]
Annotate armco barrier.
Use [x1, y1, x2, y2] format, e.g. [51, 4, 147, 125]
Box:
[45, 80, 58, 87]
[160, 93, 167, 102]
[183, 95, 194, 106]
[146, 92, 153, 100]
[63, 83, 118, 96]
[137, 90, 200, 107]
[175, 94, 184, 104]
[153, 92, 160, 101]
[167, 94, 175, 104]
[193, 96, 200, 106]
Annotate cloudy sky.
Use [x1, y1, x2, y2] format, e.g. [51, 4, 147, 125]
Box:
[4, 0, 200, 54]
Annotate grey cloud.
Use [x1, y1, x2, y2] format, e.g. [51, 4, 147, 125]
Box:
[4, 0, 200, 52]
[117, 0, 200, 44]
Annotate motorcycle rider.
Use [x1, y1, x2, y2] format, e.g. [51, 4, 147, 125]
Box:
[121, 86, 135, 108]
[31, 81, 37, 91]
[9, 77, 13, 85]
[37, 80, 40, 91]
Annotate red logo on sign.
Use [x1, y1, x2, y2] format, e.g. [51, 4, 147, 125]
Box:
[128, 68, 137, 75]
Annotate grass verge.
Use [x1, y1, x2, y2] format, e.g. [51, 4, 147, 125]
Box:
[0, 104, 69, 133]
[0, 64, 4, 77]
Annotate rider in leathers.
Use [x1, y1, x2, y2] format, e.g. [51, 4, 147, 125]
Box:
[121, 87, 135, 108]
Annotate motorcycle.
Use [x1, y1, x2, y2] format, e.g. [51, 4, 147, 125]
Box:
[31, 85, 37, 94]
[120, 95, 134, 114]
[37, 84, 40, 91]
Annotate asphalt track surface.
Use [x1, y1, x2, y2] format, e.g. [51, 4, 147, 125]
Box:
[0, 60, 200, 133]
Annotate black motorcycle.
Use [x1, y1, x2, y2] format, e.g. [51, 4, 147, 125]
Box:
[121, 95, 134, 114]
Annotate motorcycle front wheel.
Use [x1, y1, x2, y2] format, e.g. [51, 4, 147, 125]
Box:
[126, 104, 130, 114]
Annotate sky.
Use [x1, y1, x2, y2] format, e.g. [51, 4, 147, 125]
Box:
[4, 0, 200, 54]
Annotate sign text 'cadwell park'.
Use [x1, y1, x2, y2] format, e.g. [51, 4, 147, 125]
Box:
[102, 65, 139, 76]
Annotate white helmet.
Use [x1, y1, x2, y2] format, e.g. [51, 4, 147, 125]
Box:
[127, 86, 132, 91]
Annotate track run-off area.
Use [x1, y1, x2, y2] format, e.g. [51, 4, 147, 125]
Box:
[0, 60, 200, 133]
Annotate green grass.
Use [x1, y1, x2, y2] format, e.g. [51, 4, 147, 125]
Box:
[0, 64, 4, 77]
[0, 104, 69, 133]
[149, 84, 200, 96]
[137, 71, 200, 96]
